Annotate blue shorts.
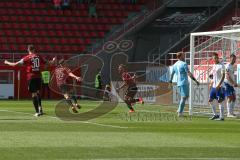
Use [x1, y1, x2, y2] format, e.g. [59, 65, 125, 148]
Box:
[209, 87, 225, 102]
[178, 84, 189, 97]
[224, 82, 236, 97]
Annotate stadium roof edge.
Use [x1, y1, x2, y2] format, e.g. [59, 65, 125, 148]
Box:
[167, 0, 229, 7]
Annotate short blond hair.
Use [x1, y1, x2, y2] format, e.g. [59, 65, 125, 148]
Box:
[176, 52, 183, 59]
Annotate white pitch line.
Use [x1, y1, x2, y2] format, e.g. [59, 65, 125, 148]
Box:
[137, 109, 173, 114]
[81, 121, 129, 129]
[0, 109, 39, 117]
[0, 109, 129, 129]
[92, 158, 240, 160]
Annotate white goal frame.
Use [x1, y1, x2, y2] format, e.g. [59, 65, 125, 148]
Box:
[189, 29, 240, 115]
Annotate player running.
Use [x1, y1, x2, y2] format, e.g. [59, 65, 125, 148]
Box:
[4, 44, 55, 117]
[209, 53, 225, 121]
[116, 64, 144, 113]
[53, 59, 82, 113]
[169, 52, 199, 117]
[224, 54, 237, 118]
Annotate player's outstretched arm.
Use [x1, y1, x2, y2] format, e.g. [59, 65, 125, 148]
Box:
[4, 60, 23, 66]
[44, 56, 57, 66]
[69, 72, 82, 82]
[49, 57, 57, 65]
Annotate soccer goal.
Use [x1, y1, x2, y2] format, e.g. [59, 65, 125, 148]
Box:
[189, 28, 240, 116]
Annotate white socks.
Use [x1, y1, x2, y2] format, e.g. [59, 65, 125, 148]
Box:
[209, 101, 217, 116]
[219, 103, 224, 119]
[231, 101, 235, 115]
[210, 101, 224, 119]
[227, 101, 235, 115]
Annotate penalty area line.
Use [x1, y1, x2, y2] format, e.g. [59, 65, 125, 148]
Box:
[81, 121, 129, 129]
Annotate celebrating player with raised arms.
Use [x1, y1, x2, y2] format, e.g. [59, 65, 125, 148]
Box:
[116, 64, 144, 113]
[53, 59, 82, 113]
[209, 53, 225, 121]
[224, 54, 238, 118]
[4, 44, 56, 117]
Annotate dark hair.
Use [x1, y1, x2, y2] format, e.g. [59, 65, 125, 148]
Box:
[230, 54, 236, 58]
[27, 44, 35, 53]
[212, 52, 218, 57]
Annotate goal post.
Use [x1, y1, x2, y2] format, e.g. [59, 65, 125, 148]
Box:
[189, 28, 240, 116]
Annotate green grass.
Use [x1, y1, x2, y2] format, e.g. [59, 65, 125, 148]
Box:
[0, 100, 240, 160]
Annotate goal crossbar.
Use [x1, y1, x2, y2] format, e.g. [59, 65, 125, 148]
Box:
[191, 28, 240, 36]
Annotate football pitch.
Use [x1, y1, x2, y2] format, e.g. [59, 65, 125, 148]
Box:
[0, 100, 240, 160]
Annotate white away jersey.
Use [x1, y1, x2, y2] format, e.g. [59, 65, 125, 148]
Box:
[211, 63, 225, 88]
[224, 63, 235, 86]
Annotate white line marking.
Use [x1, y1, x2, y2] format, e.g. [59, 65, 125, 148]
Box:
[138, 109, 173, 114]
[0, 109, 129, 129]
[81, 121, 129, 129]
[91, 158, 240, 160]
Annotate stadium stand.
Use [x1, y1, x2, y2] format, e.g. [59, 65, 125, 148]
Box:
[142, 0, 236, 64]
[0, 0, 145, 54]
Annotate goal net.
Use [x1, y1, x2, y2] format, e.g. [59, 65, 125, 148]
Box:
[189, 28, 240, 116]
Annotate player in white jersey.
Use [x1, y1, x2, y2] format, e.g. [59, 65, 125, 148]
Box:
[224, 54, 237, 118]
[209, 53, 225, 121]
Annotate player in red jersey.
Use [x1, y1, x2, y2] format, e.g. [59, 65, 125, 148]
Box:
[116, 64, 144, 113]
[4, 45, 55, 117]
[53, 59, 82, 113]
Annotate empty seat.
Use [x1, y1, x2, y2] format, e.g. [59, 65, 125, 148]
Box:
[0, 0, 145, 55]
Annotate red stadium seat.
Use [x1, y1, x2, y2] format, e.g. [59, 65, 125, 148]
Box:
[59, 38, 68, 44]
[84, 39, 91, 44]
[7, 37, 16, 43]
[5, 30, 13, 36]
[45, 45, 53, 52]
[16, 37, 25, 44]
[19, 45, 27, 51]
[10, 44, 18, 51]
[0, 0, 145, 55]
[48, 31, 55, 37]
[98, 32, 105, 38]
[79, 25, 87, 31]
[46, 38, 53, 45]
[22, 30, 31, 36]
[35, 38, 43, 44]
[50, 38, 59, 44]
[76, 39, 84, 44]
[68, 38, 77, 44]
[89, 32, 97, 37]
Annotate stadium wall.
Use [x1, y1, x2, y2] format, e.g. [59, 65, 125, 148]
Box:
[0, 66, 61, 99]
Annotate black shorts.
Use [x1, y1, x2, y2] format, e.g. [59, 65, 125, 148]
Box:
[28, 78, 42, 93]
[125, 85, 138, 98]
[59, 84, 70, 94]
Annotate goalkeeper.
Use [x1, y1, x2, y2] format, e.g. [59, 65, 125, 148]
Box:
[169, 52, 199, 117]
